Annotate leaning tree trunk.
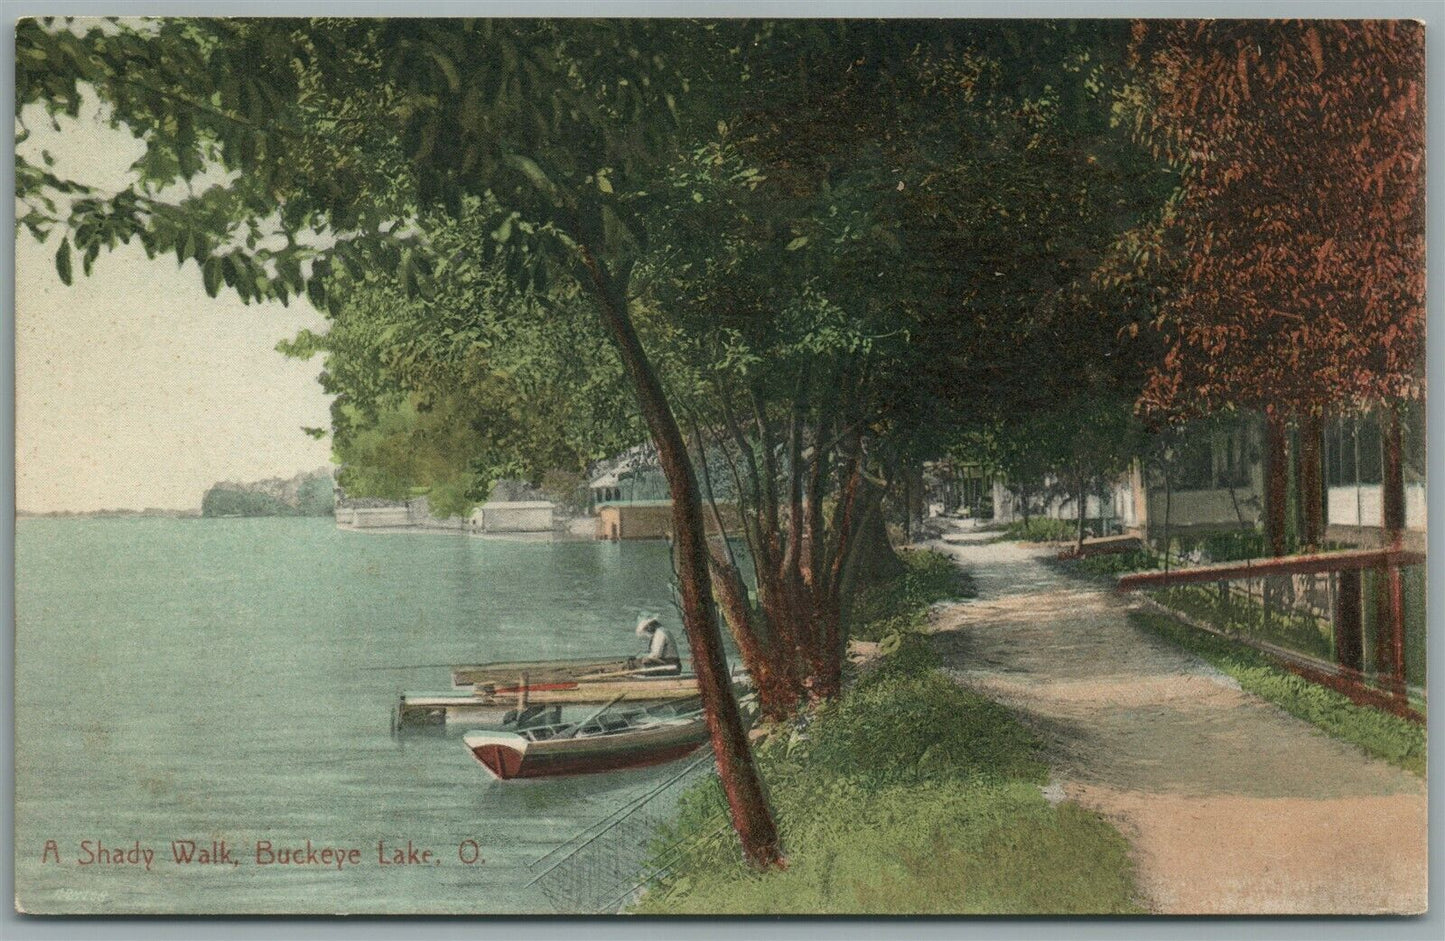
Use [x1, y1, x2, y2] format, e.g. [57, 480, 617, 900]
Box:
[579, 248, 782, 869]
[709, 554, 799, 719]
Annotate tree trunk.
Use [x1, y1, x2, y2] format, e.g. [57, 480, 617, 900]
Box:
[843, 489, 905, 584]
[1381, 403, 1405, 544]
[1161, 459, 1173, 569]
[578, 247, 782, 869]
[899, 467, 912, 542]
[709, 554, 798, 719]
[1264, 411, 1290, 557]
[811, 455, 871, 700]
[1075, 474, 1088, 554]
[1299, 413, 1325, 550]
[691, 421, 799, 720]
[906, 459, 925, 538]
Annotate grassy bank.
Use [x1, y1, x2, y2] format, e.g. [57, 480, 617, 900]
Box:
[1128, 609, 1426, 776]
[632, 553, 1140, 915]
[846, 547, 978, 641]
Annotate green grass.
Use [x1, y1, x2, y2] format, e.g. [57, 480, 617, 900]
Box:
[847, 548, 977, 642]
[1129, 610, 1426, 776]
[1153, 583, 1335, 661]
[631, 637, 1142, 914]
[1072, 548, 1158, 577]
[1002, 517, 1079, 542]
[1070, 542, 1425, 687]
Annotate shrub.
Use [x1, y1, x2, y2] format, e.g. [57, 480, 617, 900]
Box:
[806, 669, 1047, 788]
[1002, 517, 1082, 542]
[1072, 548, 1159, 577]
[848, 548, 975, 641]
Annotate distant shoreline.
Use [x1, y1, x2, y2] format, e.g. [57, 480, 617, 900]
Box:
[16, 510, 335, 520]
[17, 509, 203, 519]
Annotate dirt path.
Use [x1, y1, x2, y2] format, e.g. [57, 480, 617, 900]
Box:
[927, 526, 1427, 915]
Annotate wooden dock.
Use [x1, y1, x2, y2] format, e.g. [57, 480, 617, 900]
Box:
[450, 656, 635, 688]
[395, 676, 701, 729]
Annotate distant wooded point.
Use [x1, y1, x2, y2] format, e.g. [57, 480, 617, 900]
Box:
[201, 468, 336, 517]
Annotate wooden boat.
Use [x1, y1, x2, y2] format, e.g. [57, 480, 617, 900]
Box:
[396, 691, 547, 729]
[394, 675, 699, 729]
[463, 698, 708, 779]
[451, 657, 637, 688]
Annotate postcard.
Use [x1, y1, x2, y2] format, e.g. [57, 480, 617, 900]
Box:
[13, 16, 1427, 916]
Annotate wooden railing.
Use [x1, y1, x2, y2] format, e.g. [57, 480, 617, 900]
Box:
[1115, 547, 1425, 591]
[1116, 546, 1426, 721]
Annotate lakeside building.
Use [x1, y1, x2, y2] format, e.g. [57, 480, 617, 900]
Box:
[588, 443, 670, 508]
[595, 500, 741, 541]
[987, 408, 1424, 550]
[336, 495, 467, 531]
[469, 501, 556, 534]
[587, 440, 747, 514]
[337, 496, 436, 530]
[336, 495, 558, 534]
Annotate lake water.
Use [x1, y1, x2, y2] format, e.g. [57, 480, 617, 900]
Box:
[14, 517, 707, 914]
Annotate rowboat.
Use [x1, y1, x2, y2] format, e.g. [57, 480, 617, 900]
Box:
[394, 675, 700, 729]
[451, 657, 640, 688]
[463, 698, 708, 780]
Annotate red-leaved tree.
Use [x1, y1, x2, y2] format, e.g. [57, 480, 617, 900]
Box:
[1131, 20, 1425, 550]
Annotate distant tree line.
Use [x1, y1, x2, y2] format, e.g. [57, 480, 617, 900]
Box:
[201, 472, 336, 517]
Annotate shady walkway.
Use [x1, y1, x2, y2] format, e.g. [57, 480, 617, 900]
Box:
[927, 525, 1427, 915]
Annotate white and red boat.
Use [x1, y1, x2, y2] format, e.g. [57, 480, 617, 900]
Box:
[463, 698, 708, 780]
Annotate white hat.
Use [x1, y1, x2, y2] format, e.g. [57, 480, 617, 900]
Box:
[635, 614, 661, 636]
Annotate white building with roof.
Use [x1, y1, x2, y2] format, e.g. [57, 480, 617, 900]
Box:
[469, 500, 556, 533]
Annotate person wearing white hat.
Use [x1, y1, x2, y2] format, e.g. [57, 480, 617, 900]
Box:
[632, 614, 681, 674]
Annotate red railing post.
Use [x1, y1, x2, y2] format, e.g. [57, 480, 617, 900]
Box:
[1387, 562, 1407, 701]
[1334, 569, 1363, 674]
[1372, 561, 1408, 700]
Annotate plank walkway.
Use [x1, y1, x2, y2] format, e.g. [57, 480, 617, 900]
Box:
[929, 525, 1427, 915]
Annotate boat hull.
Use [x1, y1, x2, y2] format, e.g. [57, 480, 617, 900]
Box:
[464, 719, 709, 780]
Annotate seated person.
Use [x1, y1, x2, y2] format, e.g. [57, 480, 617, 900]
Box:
[631, 615, 681, 674]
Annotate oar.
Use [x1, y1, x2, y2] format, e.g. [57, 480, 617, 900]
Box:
[560, 693, 628, 740]
[577, 664, 689, 681]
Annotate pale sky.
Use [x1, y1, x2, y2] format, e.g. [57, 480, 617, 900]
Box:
[15, 92, 335, 513]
